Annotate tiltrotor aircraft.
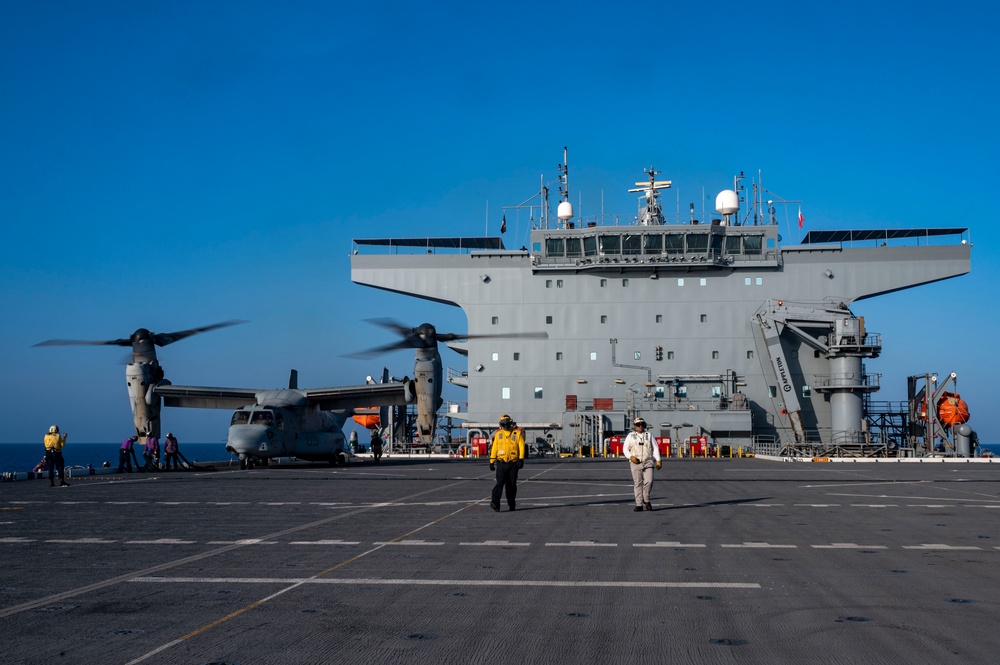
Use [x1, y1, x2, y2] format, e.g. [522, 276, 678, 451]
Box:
[35, 321, 415, 468]
[349, 319, 547, 443]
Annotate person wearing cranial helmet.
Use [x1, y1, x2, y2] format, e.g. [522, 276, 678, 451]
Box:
[623, 417, 661, 511]
[488, 414, 525, 512]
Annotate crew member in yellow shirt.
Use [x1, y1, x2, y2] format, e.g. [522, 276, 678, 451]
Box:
[488, 414, 525, 512]
[43, 424, 69, 487]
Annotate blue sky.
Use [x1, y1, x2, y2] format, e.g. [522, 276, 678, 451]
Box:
[2, 1, 997, 444]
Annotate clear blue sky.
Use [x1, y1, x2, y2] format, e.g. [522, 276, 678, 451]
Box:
[2, 1, 997, 444]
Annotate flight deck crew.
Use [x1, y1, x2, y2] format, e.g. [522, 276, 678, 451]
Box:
[489, 414, 525, 512]
[119, 435, 138, 473]
[143, 433, 160, 471]
[164, 432, 180, 470]
[43, 425, 69, 487]
[623, 417, 661, 511]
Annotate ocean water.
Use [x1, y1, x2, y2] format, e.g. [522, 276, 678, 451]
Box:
[0, 442, 236, 474]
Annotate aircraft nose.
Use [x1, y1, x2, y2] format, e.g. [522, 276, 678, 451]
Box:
[227, 424, 274, 456]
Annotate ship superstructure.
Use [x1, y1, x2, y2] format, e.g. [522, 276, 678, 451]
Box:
[351, 153, 971, 455]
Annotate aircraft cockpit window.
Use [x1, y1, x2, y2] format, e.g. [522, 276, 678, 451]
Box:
[250, 410, 275, 426]
[275, 412, 284, 430]
[231, 411, 250, 426]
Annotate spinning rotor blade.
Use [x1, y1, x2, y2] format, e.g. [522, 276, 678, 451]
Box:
[33, 320, 246, 348]
[151, 320, 246, 347]
[349, 319, 547, 357]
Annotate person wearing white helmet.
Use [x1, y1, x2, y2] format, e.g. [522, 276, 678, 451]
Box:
[164, 432, 180, 470]
[488, 414, 525, 512]
[623, 417, 661, 511]
[43, 424, 69, 487]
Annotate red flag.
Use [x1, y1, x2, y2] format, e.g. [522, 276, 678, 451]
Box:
[798, 206, 804, 228]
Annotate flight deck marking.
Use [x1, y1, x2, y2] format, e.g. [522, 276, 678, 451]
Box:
[123, 480, 481, 665]
[722, 542, 797, 549]
[126, 539, 196, 545]
[811, 543, 888, 549]
[902, 544, 982, 550]
[545, 541, 617, 547]
[634, 542, 706, 548]
[460, 540, 530, 547]
[374, 539, 444, 546]
[131, 576, 761, 589]
[0, 537, 34, 543]
[289, 540, 361, 545]
[45, 538, 116, 544]
[206, 539, 278, 545]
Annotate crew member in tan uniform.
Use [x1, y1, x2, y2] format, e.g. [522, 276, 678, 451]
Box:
[623, 417, 661, 511]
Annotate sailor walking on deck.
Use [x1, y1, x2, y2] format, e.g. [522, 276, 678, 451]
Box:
[624, 417, 660, 511]
[489, 414, 525, 512]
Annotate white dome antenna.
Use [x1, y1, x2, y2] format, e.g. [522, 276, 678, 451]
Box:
[715, 189, 739, 225]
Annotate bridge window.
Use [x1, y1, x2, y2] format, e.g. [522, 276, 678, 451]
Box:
[744, 235, 763, 255]
[664, 234, 683, 254]
[599, 235, 621, 254]
[584, 236, 598, 256]
[566, 238, 583, 258]
[725, 235, 742, 254]
[622, 234, 642, 255]
[545, 238, 565, 257]
[686, 234, 708, 253]
[712, 386, 722, 398]
[644, 234, 663, 253]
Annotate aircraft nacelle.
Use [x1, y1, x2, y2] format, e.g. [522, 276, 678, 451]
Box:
[413, 347, 443, 445]
[126, 362, 164, 437]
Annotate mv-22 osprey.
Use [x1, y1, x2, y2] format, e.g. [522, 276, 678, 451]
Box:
[35, 319, 543, 468]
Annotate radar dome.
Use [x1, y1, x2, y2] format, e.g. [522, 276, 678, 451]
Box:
[557, 200, 574, 221]
[715, 190, 739, 216]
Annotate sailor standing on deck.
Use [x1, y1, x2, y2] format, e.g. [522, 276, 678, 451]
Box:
[43, 425, 69, 487]
[489, 414, 525, 512]
[623, 417, 661, 511]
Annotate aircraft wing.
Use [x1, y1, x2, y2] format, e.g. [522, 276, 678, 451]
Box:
[155, 384, 261, 410]
[303, 380, 415, 411]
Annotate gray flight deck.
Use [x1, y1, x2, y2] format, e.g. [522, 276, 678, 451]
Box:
[2, 457, 998, 664]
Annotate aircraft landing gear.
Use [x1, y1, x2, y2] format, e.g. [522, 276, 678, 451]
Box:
[239, 455, 269, 470]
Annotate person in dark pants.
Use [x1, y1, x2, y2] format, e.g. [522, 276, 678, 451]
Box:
[163, 432, 180, 470]
[119, 435, 138, 473]
[43, 424, 69, 487]
[488, 414, 525, 512]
